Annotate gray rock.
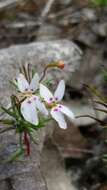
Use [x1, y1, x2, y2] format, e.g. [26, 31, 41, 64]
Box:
[0, 40, 82, 190]
[77, 29, 97, 47]
[0, 0, 20, 10]
[92, 22, 107, 37]
[41, 139, 77, 190]
[69, 48, 103, 88]
[37, 24, 61, 41]
[0, 40, 82, 105]
[0, 129, 48, 190]
[82, 8, 97, 21]
[59, 0, 72, 5]
[52, 120, 87, 158]
[0, 180, 8, 190]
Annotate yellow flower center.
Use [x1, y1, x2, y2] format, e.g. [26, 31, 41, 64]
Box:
[45, 101, 57, 109]
[18, 90, 33, 100]
[22, 91, 33, 97]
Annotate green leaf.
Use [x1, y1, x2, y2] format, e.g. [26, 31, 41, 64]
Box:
[1, 106, 15, 118]
[11, 95, 20, 118]
[91, 0, 107, 6]
[0, 119, 14, 125]
[85, 84, 107, 102]
[9, 80, 18, 89]
[103, 154, 107, 158]
[44, 78, 54, 86]
[102, 70, 107, 81]
[32, 67, 37, 78]
[28, 131, 38, 145]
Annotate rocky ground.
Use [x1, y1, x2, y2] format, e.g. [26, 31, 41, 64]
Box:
[0, 0, 107, 190]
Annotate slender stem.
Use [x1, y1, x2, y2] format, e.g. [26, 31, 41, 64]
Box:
[23, 131, 30, 156]
[22, 65, 29, 81]
[62, 147, 94, 155]
[94, 100, 107, 107]
[27, 63, 31, 83]
[39, 65, 48, 82]
[76, 114, 106, 125]
[83, 84, 99, 121]
[28, 132, 38, 145]
[95, 108, 107, 114]
[41, 0, 55, 19]
[19, 66, 24, 75]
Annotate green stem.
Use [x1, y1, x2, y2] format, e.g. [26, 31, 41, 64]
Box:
[28, 131, 38, 145]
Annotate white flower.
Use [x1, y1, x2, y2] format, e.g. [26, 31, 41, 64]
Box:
[40, 80, 74, 129]
[17, 73, 48, 125]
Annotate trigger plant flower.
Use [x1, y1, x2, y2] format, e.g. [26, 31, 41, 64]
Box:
[40, 80, 74, 129]
[17, 73, 48, 125]
[0, 61, 76, 159]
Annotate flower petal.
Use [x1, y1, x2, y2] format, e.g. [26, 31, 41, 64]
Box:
[51, 107, 67, 129]
[21, 97, 38, 125]
[40, 84, 54, 103]
[30, 73, 39, 91]
[32, 96, 48, 115]
[17, 73, 29, 92]
[59, 104, 75, 120]
[54, 80, 65, 101]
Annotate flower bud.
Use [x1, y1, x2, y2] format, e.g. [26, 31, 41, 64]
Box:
[47, 60, 65, 69]
[57, 60, 65, 69]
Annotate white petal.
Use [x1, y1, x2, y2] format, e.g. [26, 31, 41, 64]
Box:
[17, 73, 29, 92]
[59, 104, 75, 120]
[33, 96, 48, 115]
[40, 84, 54, 103]
[54, 80, 65, 101]
[51, 107, 67, 129]
[21, 97, 38, 125]
[30, 73, 39, 91]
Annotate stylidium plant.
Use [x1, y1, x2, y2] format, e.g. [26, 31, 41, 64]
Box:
[0, 61, 75, 160]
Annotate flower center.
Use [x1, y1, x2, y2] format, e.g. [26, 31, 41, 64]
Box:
[45, 101, 57, 109]
[22, 90, 33, 97]
[46, 95, 61, 109]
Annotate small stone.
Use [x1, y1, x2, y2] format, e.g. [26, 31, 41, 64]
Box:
[82, 8, 97, 21]
[92, 23, 107, 37]
[77, 29, 97, 47]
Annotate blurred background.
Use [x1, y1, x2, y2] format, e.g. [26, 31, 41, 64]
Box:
[0, 0, 107, 190]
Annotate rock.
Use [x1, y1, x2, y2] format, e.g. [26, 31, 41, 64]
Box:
[69, 48, 103, 89]
[92, 22, 107, 37]
[52, 120, 87, 158]
[0, 40, 82, 106]
[40, 139, 77, 190]
[82, 8, 97, 21]
[0, 0, 20, 10]
[37, 24, 61, 41]
[77, 29, 97, 47]
[0, 40, 82, 190]
[59, 0, 72, 6]
[0, 129, 48, 190]
[0, 181, 8, 190]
